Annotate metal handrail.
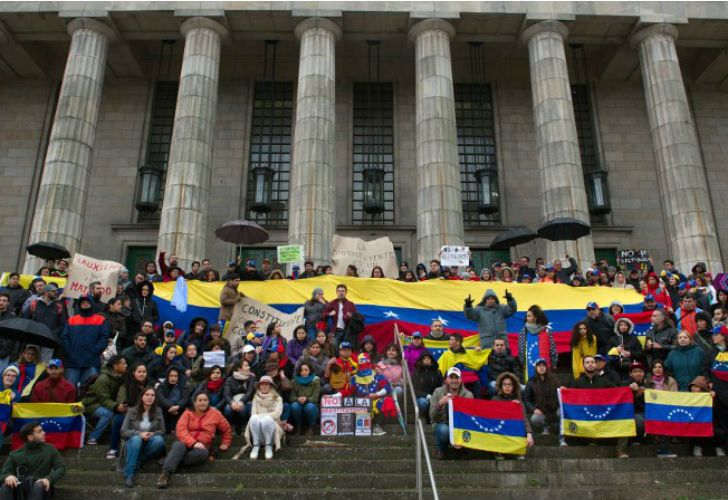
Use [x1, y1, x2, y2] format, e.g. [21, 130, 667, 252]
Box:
[395, 324, 439, 500]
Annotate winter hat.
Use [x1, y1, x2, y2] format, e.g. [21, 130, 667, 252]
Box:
[357, 352, 372, 371]
[485, 289, 497, 298]
[256, 375, 274, 388]
[312, 287, 324, 298]
[2, 365, 19, 377]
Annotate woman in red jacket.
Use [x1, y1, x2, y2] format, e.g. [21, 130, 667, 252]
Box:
[157, 391, 232, 489]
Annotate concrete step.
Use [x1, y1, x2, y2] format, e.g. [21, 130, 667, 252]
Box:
[436, 484, 728, 500]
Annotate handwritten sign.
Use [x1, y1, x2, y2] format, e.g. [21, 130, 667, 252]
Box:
[226, 296, 304, 342]
[277, 245, 304, 264]
[618, 249, 650, 271]
[331, 235, 398, 279]
[202, 350, 226, 368]
[64, 253, 124, 303]
[320, 395, 372, 436]
[440, 246, 470, 267]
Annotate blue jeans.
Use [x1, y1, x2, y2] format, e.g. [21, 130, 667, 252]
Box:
[306, 327, 317, 343]
[65, 366, 98, 387]
[417, 397, 430, 418]
[290, 402, 319, 428]
[224, 402, 252, 431]
[90, 407, 124, 450]
[281, 402, 290, 422]
[434, 423, 450, 453]
[123, 434, 166, 478]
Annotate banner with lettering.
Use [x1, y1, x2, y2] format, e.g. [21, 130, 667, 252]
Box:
[330, 235, 398, 279]
[226, 295, 304, 341]
[64, 253, 124, 303]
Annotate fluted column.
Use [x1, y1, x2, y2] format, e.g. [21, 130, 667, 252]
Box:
[409, 19, 464, 264]
[522, 20, 595, 271]
[287, 18, 341, 265]
[632, 24, 722, 274]
[24, 18, 114, 273]
[156, 17, 227, 270]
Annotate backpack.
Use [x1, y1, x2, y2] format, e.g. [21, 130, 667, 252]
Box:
[77, 374, 100, 400]
[29, 298, 64, 317]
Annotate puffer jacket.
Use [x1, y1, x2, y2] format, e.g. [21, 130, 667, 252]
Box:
[464, 289, 517, 348]
[60, 310, 109, 368]
[175, 407, 232, 449]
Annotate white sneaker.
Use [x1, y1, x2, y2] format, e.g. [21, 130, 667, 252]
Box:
[264, 445, 273, 460]
[250, 445, 259, 460]
[541, 427, 550, 435]
[559, 439, 568, 447]
[716, 447, 726, 457]
[693, 446, 703, 457]
[372, 424, 386, 436]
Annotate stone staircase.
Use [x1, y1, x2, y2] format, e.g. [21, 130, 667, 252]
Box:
[50, 423, 728, 500]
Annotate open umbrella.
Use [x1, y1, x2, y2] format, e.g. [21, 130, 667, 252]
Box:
[537, 217, 591, 241]
[489, 227, 538, 250]
[0, 318, 59, 348]
[26, 241, 71, 261]
[214, 220, 269, 245]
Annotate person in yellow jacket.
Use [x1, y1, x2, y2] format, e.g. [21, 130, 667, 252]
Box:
[570, 321, 597, 379]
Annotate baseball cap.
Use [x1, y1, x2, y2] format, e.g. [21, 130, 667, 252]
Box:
[43, 283, 58, 292]
[713, 325, 728, 336]
[242, 345, 255, 354]
[163, 321, 174, 328]
[534, 358, 548, 366]
[629, 361, 646, 371]
[412, 331, 422, 339]
[594, 354, 606, 361]
[228, 260, 237, 267]
[446, 367, 462, 378]
[339, 341, 352, 350]
[48, 359, 63, 368]
[586, 302, 599, 310]
[644, 294, 655, 302]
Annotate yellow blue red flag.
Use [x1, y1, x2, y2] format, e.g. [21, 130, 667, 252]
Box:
[449, 396, 527, 455]
[644, 389, 713, 437]
[559, 387, 636, 438]
[11, 403, 85, 450]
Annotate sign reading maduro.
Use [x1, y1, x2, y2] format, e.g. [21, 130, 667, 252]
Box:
[65, 253, 124, 303]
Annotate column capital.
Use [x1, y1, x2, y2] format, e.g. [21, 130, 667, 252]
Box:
[520, 20, 568, 44]
[180, 17, 229, 41]
[66, 18, 116, 42]
[408, 18, 456, 42]
[294, 17, 342, 41]
[630, 23, 678, 48]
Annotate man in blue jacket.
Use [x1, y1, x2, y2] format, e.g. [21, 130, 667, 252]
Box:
[60, 295, 109, 386]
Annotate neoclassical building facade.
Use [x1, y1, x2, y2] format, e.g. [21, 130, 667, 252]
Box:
[1, 2, 727, 275]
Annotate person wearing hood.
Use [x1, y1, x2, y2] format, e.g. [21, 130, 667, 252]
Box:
[415, 263, 427, 281]
[156, 366, 190, 432]
[517, 305, 557, 383]
[523, 358, 560, 437]
[179, 317, 209, 353]
[359, 335, 380, 364]
[709, 326, 728, 457]
[105, 296, 131, 352]
[412, 350, 442, 423]
[304, 288, 326, 342]
[286, 326, 309, 365]
[693, 311, 715, 353]
[583, 302, 615, 355]
[488, 338, 521, 395]
[464, 288, 517, 349]
[642, 272, 672, 311]
[148, 345, 184, 383]
[606, 317, 645, 381]
[404, 332, 427, 374]
[134, 281, 159, 325]
[223, 358, 256, 433]
[295, 341, 329, 379]
[665, 331, 710, 391]
[0, 366, 20, 406]
[687, 375, 718, 457]
[60, 294, 110, 387]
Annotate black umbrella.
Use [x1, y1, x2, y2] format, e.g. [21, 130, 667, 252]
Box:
[0, 318, 60, 348]
[537, 217, 591, 241]
[26, 241, 71, 260]
[214, 219, 269, 245]
[489, 227, 538, 250]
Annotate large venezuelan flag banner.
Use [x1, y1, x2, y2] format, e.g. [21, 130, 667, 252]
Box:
[1, 273, 645, 353]
[10, 403, 85, 450]
[644, 389, 713, 437]
[449, 396, 527, 455]
[559, 387, 636, 438]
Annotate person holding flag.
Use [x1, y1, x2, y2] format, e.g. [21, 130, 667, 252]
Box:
[438, 334, 488, 399]
[491, 372, 535, 460]
[709, 325, 728, 455]
[518, 305, 557, 383]
[429, 367, 473, 459]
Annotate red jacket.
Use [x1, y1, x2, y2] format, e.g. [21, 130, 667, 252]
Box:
[30, 376, 77, 403]
[321, 299, 357, 334]
[175, 407, 232, 449]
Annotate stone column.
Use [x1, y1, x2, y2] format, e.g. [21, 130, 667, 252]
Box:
[24, 18, 114, 273]
[288, 18, 341, 265]
[632, 24, 722, 274]
[409, 19, 464, 264]
[521, 20, 595, 271]
[156, 17, 227, 270]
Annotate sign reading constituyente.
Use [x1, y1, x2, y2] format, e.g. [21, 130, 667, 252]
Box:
[330, 235, 398, 279]
[226, 295, 304, 341]
[65, 253, 124, 303]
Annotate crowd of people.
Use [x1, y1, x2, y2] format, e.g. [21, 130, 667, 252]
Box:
[0, 251, 726, 497]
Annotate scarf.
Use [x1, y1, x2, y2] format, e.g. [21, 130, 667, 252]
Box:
[232, 370, 251, 381]
[524, 324, 551, 382]
[254, 389, 278, 404]
[651, 374, 665, 390]
[294, 374, 316, 386]
[206, 378, 224, 392]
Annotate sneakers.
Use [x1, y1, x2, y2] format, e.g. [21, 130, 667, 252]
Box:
[559, 439, 568, 447]
[432, 449, 444, 460]
[494, 454, 505, 461]
[86, 438, 97, 446]
[264, 445, 273, 460]
[657, 451, 677, 458]
[717, 447, 726, 457]
[617, 449, 629, 459]
[693, 446, 703, 457]
[124, 476, 135, 488]
[541, 427, 550, 435]
[106, 449, 118, 459]
[516, 455, 526, 461]
[250, 445, 260, 460]
[156, 472, 169, 489]
[372, 424, 386, 436]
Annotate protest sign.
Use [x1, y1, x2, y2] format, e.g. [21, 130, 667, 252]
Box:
[226, 296, 304, 342]
[277, 245, 304, 264]
[330, 235, 398, 279]
[202, 350, 225, 367]
[618, 249, 650, 271]
[64, 253, 124, 303]
[320, 395, 372, 436]
[440, 246, 470, 267]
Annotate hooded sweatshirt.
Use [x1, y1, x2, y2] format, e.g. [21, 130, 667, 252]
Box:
[404, 341, 427, 374]
[606, 318, 645, 376]
[412, 351, 442, 398]
[464, 289, 517, 348]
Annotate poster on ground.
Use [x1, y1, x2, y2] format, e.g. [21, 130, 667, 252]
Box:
[330, 235, 398, 279]
[64, 253, 124, 303]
